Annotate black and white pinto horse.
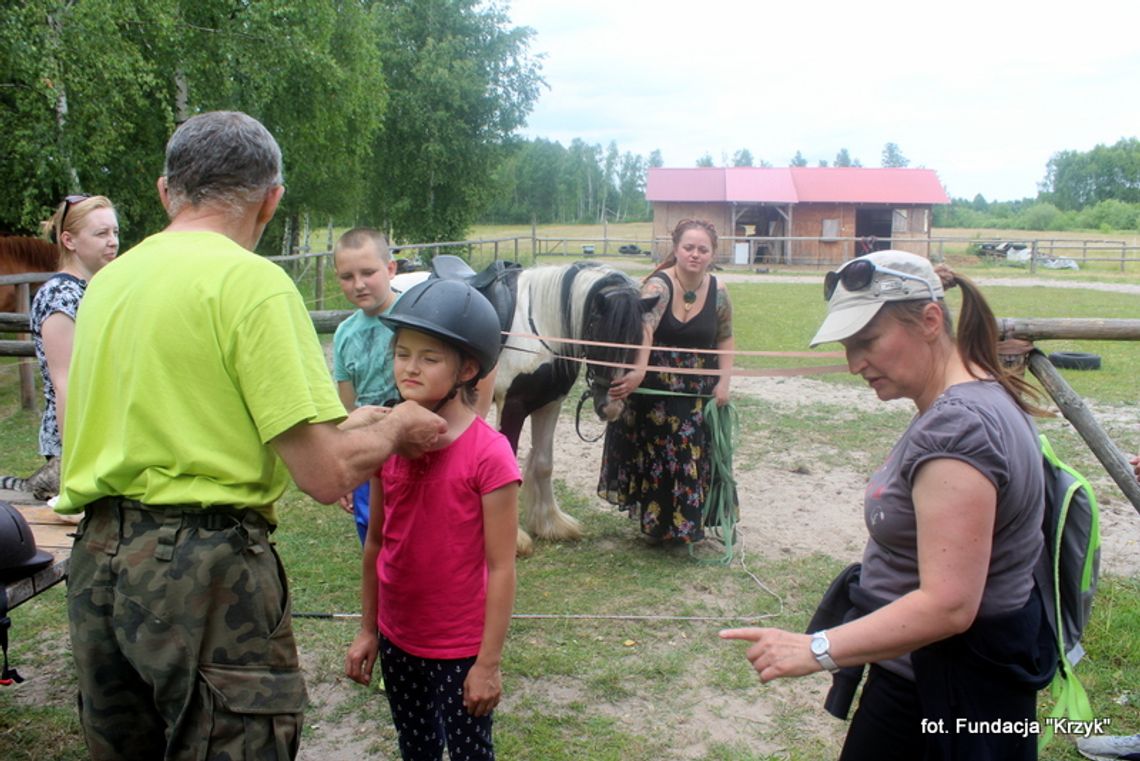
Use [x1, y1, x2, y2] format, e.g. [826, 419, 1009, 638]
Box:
[392, 259, 654, 554]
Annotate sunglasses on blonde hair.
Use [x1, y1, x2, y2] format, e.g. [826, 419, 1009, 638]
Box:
[57, 194, 92, 235]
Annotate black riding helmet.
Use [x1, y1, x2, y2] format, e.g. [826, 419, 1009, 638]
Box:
[0, 501, 53, 582]
[379, 279, 502, 380]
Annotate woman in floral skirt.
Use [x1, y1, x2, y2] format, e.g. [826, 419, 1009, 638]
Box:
[598, 218, 734, 545]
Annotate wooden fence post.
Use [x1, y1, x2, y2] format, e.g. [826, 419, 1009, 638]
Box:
[16, 283, 35, 410]
[1027, 350, 1140, 515]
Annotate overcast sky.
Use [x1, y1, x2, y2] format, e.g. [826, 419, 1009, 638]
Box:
[505, 0, 1140, 202]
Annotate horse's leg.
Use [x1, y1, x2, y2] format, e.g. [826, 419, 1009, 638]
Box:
[521, 398, 583, 542]
[490, 392, 533, 556]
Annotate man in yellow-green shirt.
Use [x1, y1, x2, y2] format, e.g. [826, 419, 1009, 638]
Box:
[59, 111, 446, 761]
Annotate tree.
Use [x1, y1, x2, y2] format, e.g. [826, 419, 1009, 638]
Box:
[567, 138, 603, 221]
[817, 159, 829, 167]
[366, 0, 543, 243]
[616, 151, 648, 221]
[696, 153, 715, 167]
[881, 142, 909, 168]
[731, 148, 753, 167]
[1044, 138, 1140, 211]
[648, 149, 664, 168]
[834, 148, 854, 167]
[790, 151, 807, 167]
[0, 0, 387, 249]
[598, 140, 619, 222]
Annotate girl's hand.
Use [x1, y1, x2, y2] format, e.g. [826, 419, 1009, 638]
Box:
[718, 628, 822, 683]
[1130, 454, 1139, 482]
[463, 660, 502, 717]
[344, 629, 379, 686]
[337, 492, 354, 514]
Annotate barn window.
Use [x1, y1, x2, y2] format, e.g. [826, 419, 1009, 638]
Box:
[821, 218, 840, 241]
[892, 209, 908, 233]
[913, 208, 929, 233]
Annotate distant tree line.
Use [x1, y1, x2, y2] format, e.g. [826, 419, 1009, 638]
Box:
[478, 143, 884, 225]
[0, 0, 542, 250]
[481, 138, 658, 225]
[935, 138, 1140, 232]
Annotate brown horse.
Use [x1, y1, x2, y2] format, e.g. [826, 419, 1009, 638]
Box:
[0, 236, 58, 313]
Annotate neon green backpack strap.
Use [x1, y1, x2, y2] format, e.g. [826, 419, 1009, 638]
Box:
[1039, 652, 1094, 749]
[1036, 434, 1099, 751]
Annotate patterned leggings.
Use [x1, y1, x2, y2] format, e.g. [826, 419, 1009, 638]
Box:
[378, 635, 494, 761]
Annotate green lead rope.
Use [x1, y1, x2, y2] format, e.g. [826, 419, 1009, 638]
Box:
[694, 399, 739, 565]
[630, 388, 740, 564]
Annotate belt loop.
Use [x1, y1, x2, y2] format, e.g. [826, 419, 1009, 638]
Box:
[241, 512, 265, 555]
[154, 511, 182, 562]
[103, 498, 122, 557]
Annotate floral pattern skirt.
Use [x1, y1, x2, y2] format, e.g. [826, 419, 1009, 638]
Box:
[597, 352, 717, 543]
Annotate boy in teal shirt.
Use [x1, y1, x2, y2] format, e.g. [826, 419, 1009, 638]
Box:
[332, 228, 399, 543]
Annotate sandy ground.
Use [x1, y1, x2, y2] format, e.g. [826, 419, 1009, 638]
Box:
[542, 374, 1140, 578]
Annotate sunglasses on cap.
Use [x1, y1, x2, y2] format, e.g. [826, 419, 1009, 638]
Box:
[823, 258, 938, 302]
[58, 193, 92, 233]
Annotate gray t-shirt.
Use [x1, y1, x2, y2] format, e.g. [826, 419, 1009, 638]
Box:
[860, 380, 1044, 680]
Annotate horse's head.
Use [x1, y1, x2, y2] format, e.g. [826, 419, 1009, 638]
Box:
[580, 271, 659, 422]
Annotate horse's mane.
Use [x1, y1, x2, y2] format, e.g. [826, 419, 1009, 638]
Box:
[0, 236, 58, 274]
[524, 262, 643, 364]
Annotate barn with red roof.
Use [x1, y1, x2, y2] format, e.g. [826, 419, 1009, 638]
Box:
[647, 167, 950, 265]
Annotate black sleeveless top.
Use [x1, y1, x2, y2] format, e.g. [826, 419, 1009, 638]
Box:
[651, 271, 719, 351]
[643, 272, 719, 395]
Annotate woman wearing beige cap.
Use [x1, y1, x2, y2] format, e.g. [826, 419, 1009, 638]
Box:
[722, 250, 1053, 760]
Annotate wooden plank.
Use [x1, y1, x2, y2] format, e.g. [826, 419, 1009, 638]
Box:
[998, 317, 1140, 341]
[1027, 350, 1140, 515]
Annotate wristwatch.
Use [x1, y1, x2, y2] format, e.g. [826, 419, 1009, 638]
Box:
[810, 630, 840, 673]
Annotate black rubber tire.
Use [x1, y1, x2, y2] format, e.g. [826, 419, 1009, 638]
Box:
[1048, 351, 1102, 370]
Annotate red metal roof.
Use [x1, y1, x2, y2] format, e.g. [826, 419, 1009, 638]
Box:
[647, 167, 949, 205]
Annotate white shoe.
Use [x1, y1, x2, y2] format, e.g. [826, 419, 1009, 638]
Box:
[1077, 734, 1140, 761]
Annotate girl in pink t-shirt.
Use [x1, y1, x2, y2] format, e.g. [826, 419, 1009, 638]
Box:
[345, 280, 520, 761]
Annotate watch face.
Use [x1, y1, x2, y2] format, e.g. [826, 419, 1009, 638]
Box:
[811, 635, 827, 655]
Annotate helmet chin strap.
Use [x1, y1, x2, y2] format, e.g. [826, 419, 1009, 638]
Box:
[430, 385, 460, 413]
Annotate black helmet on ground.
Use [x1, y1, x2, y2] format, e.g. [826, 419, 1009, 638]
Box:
[379, 279, 502, 380]
[0, 501, 53, 582]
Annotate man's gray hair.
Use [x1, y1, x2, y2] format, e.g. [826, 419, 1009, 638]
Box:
[162, 111, 284, 218]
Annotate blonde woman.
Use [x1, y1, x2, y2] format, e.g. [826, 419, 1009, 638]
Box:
[30, 194, 119, 497]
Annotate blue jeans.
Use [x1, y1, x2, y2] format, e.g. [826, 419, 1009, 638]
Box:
[352, 481, 370, 545]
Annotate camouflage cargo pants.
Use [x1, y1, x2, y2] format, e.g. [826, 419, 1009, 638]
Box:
[67, 498, 306, 761]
